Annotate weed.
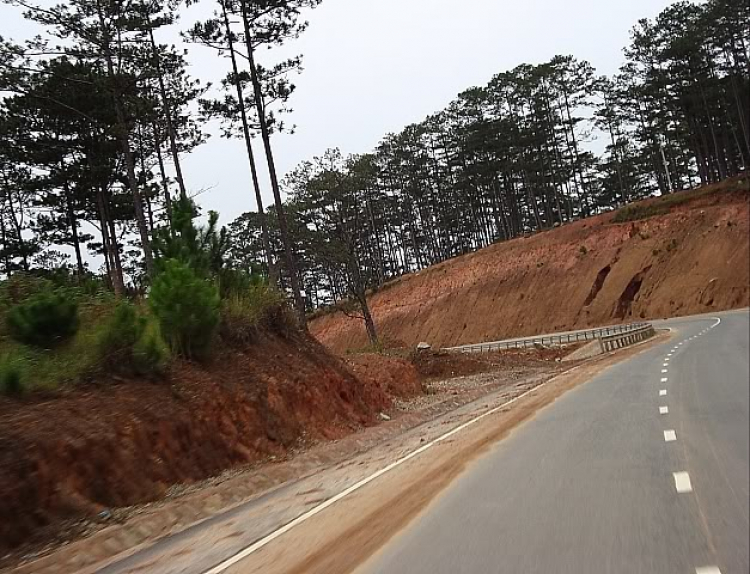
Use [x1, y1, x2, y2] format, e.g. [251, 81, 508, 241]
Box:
[0, 354, 24, 397]
[220, 283, 286, 343]
[133, 320, 170, 375]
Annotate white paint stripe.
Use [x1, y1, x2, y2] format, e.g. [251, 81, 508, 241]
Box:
[199, 371, 559, 574]
[695, 567, 722, 574]
[664, 430, 677, 442]
[659, 406, 669, 414]
[663, 363, 669, 367]
[674, 471, 693, 493]
[660, 389, 667, 396]
[661, 377, 668, 382]
[661, 369, 668, 373]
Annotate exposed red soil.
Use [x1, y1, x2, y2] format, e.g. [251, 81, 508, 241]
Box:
[344, 354, 423, 399]
[311, 177, 750, 353]
[0, 328, 404, 554]
[409, 346, 581, 380]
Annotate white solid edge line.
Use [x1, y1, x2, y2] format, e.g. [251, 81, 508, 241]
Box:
[659, 406, 669, 414]
[674, 471, 693, 493]
[660, 389, 667, 396]
[664, 430, 677, 442]
[695, 566, 722, 574]
[198, 319, 725, 574]
[199, 366, 566, 574]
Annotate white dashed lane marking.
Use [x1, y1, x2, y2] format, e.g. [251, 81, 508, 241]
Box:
[674, 472, 693, 493]
[661, 369, 668, 373]
[659, 406, 669, 414]
[695, 567, 722, 574]
[660, 389, 667, 396]
[661, 377, 668, 382]
[664, 430, 677, 442]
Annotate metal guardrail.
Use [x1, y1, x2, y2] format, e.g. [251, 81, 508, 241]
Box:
[448, 322, 651, 354]
[599, 324, 656, 352]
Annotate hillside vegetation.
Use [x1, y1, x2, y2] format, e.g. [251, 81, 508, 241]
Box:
[310, 177, 750, 353]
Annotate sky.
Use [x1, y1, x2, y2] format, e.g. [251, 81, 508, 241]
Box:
[3, 0, 678, 229]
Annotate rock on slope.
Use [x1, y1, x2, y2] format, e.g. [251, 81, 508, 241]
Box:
[311, 178, 749, 353]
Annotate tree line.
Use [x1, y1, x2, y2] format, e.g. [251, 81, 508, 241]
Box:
[1, 0, 747, 338]
[0, 0, 316, 326]
[228, 0, 748, 341]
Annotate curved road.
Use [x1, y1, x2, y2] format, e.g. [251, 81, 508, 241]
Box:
[360, 310, 749, 574]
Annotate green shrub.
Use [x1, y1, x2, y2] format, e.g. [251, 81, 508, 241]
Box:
[220, 283, 286, 343]
[6, 291, 79, 347]
[96, 301, 170, 375]
[97, 301, 144, 363]
[133, 320, 170, 374]
[0, 355, 24, 397]
[149, 259, 220, 360]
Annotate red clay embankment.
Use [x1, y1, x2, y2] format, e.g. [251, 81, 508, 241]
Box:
[0, 327, 411, 554]
[311, 177, 750, 353]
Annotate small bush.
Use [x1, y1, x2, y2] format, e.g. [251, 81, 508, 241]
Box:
[149, 259, 220, 360]
[6, 291, 79, 347]
[96, 301, 170, 375]
[611, 204, 664, 223]
[97, 301, 145, 365]
[133, 320, 170, 374]
[220, 283, 286, 343]
[0, 355, 24, 397]
[579, 245, 588, 255]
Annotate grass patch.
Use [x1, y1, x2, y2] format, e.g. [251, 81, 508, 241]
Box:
[0, 354, 24, 396]
[220, 284, 287, 343]
[612, 176, 747, 224]
[0, 300, 114, 392]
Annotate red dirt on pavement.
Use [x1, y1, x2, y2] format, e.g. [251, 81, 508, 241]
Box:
[311, 177, 750, 353]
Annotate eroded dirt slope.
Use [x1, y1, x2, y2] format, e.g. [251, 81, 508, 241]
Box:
[311, 178, 750, 353]
[0, 327, 398, 554]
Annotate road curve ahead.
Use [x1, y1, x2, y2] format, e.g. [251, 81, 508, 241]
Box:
[360, 310, 749, 574]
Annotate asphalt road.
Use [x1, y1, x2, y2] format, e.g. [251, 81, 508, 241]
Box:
[360, 310, 749, 574]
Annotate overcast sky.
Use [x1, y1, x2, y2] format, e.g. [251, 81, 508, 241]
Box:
[4, 0, 677, 228]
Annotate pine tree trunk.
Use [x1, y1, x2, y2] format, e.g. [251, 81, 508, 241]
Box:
[96, 185, 124, 296]
[95, 1, 155, 277]
[152, 120, 174, 226]
[221, 1, 277, 285]
[239, 8, 306, 326]
[62, 176, 85, 277]
[148, 24, 188, 201]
